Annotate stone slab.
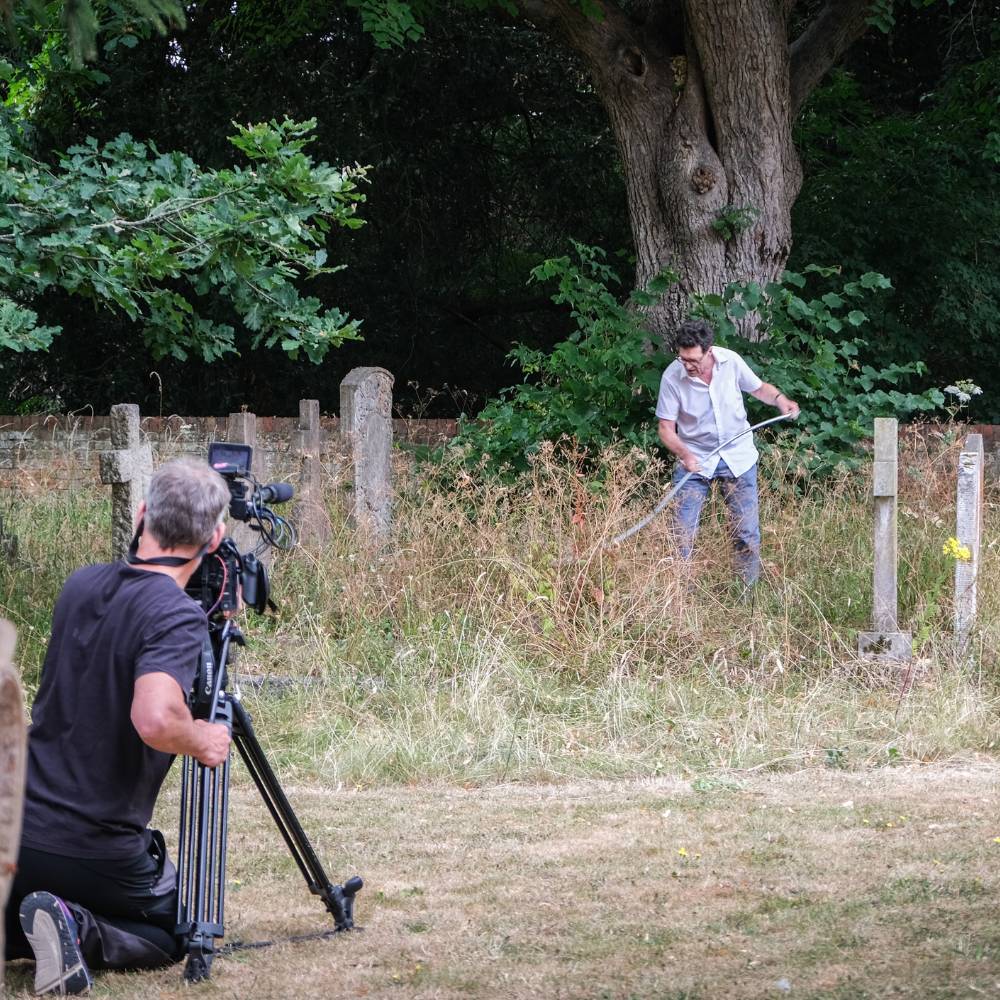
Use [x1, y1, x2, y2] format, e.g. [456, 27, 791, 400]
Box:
[0, 619, 25, 987]
[340, 367, 394, 543]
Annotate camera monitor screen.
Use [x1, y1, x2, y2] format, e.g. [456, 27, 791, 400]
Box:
[208, 442, 253, 476]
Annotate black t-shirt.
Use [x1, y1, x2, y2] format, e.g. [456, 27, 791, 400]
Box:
[21, 562, 207, 859]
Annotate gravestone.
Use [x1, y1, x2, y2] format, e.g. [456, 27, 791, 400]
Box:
[99, 403, 153, 560]
[0, 619, 25, 987]
[954, 433, 984, 653]
[294, 399, 330, 544]
[858, 418, 912, 660]
[340, 367, 394, 543]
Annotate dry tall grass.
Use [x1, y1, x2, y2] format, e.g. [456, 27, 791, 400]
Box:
[1, 430, 998, 785]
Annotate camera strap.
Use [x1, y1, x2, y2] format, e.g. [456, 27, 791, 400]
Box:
[125, 520, 212, 568]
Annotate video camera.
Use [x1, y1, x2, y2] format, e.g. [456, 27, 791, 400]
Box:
[185, 442, 297, 619]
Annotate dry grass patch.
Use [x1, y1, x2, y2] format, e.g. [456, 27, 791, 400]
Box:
[6, 764, 999, 999]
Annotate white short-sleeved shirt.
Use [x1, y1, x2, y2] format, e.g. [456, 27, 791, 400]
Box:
[655, 346, 763, 477]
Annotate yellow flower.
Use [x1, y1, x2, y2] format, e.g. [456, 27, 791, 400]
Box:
[677, 847, 688, 857]
[943, 537, 972, 561]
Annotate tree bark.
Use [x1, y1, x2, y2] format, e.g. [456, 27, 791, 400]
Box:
[520, 0, 873, 344]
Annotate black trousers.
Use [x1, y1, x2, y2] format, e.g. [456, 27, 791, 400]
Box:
[4, 832, 182, 970]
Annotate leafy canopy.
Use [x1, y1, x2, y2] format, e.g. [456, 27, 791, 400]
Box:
[1, 0, 185, 67]
[0, 117, 368, 362]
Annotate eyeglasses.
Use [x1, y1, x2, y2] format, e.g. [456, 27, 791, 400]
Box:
[677, 348, 711, 369]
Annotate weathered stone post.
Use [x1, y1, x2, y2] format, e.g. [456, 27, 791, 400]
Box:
[226, 411, 263, 559]
[859, 418, 912, 660]
[0, 515, 17, 564]
[294, 399, 330, 544]
[99, 404, 153, 560]
[954, 432, 984, 653]
[0, 619, 26, 986]
[340, 367, 394, 543]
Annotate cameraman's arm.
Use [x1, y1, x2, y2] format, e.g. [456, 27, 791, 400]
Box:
[131, 673, 231, 767]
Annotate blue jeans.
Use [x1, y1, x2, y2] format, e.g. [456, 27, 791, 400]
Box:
[672, 460, 761, 584]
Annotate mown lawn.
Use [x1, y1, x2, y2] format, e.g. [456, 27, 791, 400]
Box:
[7, 764, 999, 999]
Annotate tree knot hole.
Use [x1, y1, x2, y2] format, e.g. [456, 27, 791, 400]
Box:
[691, 166, 716, 194]
[620, 46, 646, 79]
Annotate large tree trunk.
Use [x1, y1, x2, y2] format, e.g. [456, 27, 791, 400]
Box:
[521, 0, 873, 344]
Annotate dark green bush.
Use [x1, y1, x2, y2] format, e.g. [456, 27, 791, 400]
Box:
[450, 245, 944, 475]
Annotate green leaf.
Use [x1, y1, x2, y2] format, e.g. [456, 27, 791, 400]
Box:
[0, 118, 366, 362]
[859, 272, 892, 290]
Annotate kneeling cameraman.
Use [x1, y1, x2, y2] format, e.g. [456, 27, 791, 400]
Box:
[4, 458, 232, 995]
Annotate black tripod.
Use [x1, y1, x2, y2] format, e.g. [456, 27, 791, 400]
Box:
[175, 618, 362, 982]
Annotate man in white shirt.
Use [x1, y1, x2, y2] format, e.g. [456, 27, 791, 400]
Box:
[655, 319, 799, 585]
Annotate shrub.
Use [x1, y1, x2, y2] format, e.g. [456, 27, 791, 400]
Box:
[451, 246, 944, 475]
[692, 265, 945, 474]
[450, 243, 670, 473]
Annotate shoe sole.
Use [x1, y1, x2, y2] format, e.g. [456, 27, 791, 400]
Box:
[19, 893, 92, 996]
[0, 619, 26, 988]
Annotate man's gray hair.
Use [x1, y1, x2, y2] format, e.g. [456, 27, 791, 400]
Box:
[145, 458, 230, 550]
[675, 319, 715, 352]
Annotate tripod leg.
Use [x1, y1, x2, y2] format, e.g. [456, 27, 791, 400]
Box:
[230, 697, 362, 930]
[176, 704, 233, 982]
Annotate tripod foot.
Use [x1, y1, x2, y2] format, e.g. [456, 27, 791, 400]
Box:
[182, 932, 216, 982]
[323, 876, 363, 931]
[183, 952, 212, 983]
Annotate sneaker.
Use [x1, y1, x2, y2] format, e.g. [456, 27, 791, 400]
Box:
[18, 892, 93, 996]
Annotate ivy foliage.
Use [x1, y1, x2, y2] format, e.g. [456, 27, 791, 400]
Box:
[0, 117, 367, 361]
[452, 246, 944, 476]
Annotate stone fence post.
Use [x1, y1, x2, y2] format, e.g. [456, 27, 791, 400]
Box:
[99, 403, 152, 560]
[955, 432, 984, 653]
[294, 399, 330, 544]
[226, 411, 266, 560]
[340, 367, 394, 544]
[859, 418, 912, 660]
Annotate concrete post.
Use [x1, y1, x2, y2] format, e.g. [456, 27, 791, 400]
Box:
[954, 433, 984, 653]
[859, 418, 912, 659]
[98, 404, 152, 560]
[226, 411, 265, 560]
[294, 399, 330, 544]
[340, 367, 394, 544]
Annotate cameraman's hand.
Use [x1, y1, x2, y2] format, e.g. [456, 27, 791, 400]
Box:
[193, 720, 231, 768]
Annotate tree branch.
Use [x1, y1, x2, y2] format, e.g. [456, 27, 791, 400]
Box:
[789, 0, 874, 115]
[514, 0, 679, 72]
